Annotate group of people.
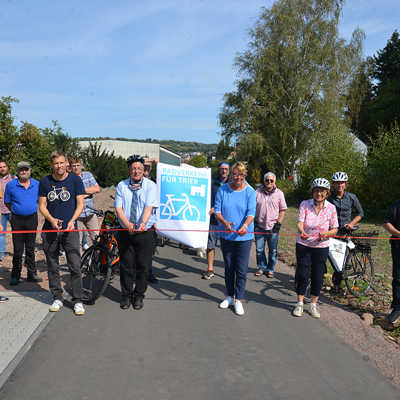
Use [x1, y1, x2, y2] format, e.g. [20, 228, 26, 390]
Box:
[0, 154, 399, 326]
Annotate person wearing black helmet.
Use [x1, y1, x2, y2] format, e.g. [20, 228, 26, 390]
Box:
[328, 171, 364, 296]
[114, 154, 158, 310]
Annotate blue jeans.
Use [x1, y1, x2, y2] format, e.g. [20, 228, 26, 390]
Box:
[255, 226, 279, 272]
[0, 213, 12, 257]
[220, 239, 252, 300]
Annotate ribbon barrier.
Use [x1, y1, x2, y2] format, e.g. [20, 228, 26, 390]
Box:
[0, 226, 397, 241]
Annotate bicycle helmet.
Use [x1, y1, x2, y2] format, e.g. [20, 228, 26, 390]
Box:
[332, 171, 348, 182]
[312, 178, 330, 190]
[127, 154, 145, 167]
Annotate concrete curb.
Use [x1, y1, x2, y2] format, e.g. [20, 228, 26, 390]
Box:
[0, 312, 54, 390]
[0, 291, 54, 391]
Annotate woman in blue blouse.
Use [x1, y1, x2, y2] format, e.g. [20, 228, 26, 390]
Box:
[214, 162, 256, 316]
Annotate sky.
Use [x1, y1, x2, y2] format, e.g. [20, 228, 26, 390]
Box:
[1, 0, 398, 144]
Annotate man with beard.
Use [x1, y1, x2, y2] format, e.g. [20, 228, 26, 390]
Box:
[4, 162, 41, 285]
[39, 151, 86, 315]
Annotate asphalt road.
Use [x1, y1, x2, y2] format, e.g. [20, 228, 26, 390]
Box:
[0, 242, 398, 400]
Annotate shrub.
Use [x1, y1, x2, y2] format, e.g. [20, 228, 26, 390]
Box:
[295, 125, 365, 200]
[360, 123, 400, 214]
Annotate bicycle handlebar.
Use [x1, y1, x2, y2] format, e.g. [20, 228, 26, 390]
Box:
[87, 206, 104, 217]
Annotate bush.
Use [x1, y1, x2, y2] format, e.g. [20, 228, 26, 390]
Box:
[80, 142, 127, 187]
[360, 123, 400, 214]
[295, 126, 365, 200]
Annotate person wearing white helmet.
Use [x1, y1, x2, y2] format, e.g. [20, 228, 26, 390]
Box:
[293, 178, 338, 318]
[328, 171, 364, 295]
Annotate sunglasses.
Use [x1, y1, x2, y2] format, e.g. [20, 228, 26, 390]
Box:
[265, 179, 275, 183]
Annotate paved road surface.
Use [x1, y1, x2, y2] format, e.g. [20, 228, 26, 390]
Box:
[0, 243, 398, 400]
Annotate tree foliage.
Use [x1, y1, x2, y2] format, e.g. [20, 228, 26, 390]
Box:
[296, 126, 365, 200]
[80, 142, 127, 187]
[348, 31, 400, 144]
[360, 123, 400, 213]
[187, 154, 208, 168]
[219, 0, 364, 178]
[0, 96, 20, 162]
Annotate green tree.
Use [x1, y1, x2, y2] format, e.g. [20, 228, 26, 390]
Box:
[41, 120, 80, 155]
[219, 0, 364, 178]
[296, 126, 365, 200]
[349, 31, 400, 144]
[360, 123, 400, 213]
[18, 122, 53, 178]
[0, 96, 20, 162]
[80, 142, 126, 187]
[188, 154, 208, 168]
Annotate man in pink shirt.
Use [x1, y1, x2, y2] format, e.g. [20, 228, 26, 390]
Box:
[0, 160, 14, 261]
[254, 172, 287, 278]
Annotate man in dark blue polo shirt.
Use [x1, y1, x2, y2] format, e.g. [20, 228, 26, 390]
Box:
[39, 151, 86, 315]
[4, 161, 41, 286]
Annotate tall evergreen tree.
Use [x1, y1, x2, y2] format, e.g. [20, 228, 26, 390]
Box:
[348, 31, 400, 144]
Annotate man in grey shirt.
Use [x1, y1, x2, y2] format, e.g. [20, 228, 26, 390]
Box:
[328, 171, 364, 295]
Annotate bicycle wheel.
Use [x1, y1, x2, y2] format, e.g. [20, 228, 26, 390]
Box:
[344, 249, 374, 297]
[81, 245, 112, 304]
[183, 205, 200, 221]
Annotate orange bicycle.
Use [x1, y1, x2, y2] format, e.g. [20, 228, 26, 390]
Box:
[80, 207, 120, 304]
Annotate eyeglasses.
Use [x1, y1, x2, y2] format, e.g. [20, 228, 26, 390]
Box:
[131, 168, 144, 172]
[232, 173, 245, 178]
[265, 179, 275, 183]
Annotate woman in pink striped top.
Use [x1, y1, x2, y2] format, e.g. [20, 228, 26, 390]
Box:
[293, 178, 338, 319]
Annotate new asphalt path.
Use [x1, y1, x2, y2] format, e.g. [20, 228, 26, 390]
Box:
[0, 242, 398, 400]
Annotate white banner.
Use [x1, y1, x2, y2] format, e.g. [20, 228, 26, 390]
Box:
[156, 163, 211, 248]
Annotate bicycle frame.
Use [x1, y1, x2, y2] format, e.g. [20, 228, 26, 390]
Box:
[162, 194, 191, 217]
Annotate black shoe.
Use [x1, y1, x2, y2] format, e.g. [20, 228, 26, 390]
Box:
[27, 274, 43, 283]
[148, 274, 159, 284]
[133, 295, 144, 310]
[120, 297, 131, 310]
[388, 309, 400, 325]
[10, 277, 20, 286]
[330, 285, 345, 296]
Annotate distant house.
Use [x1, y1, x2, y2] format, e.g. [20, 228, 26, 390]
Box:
[79, 139, 181, 166]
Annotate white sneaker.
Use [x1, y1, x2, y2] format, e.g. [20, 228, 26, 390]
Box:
[309, 303, 320, 318]
[49, 299, 63, 312]
[293, 303, 303, 317]
[234, 300, 245, 316]
[219, 296, 233, 309]
[74, 302, 85, 316]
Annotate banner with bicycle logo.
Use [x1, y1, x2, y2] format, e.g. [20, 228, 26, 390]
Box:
[156, 163, 211, 249]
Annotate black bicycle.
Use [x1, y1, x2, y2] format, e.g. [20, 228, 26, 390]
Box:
[340, 228, 377, 297]
[80, 207, 120, 304]
[304, 227, 377, 301]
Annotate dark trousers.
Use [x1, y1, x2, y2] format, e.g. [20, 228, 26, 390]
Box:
[118, 230, 153, 298]
[391, 245, 400, 310]
[220, 239, 252, 300]
[10, 213, 38, 279]
[295, 243, 329, 297]
[42, 231, 82, 303]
